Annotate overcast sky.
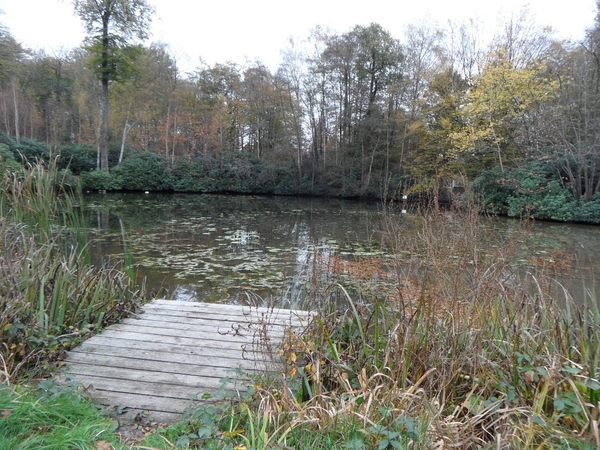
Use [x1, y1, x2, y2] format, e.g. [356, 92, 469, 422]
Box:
[1, 0, 597, 73]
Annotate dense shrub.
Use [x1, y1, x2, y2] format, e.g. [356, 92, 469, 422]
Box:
[474, 160, 600, 223]
[55, 168, 78, 192]
[112, 151, 173, 191]
[14, 137, 50, 162]
[171, 154, 300, 194]
[215, 152, 262, 192]
[257, 162, 298, 195]
[0, 132, 51, 164]
[57, 144, 97, 175]
[0, 131, 17, 149]
[0, 144, 22, 174]
[471, 167, 511, 214]
[80, 169, 121, 191]
[171, 156, 219, 192]
[572, 193, 600, 223]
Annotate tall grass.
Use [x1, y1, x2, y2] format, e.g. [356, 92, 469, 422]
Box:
[0, 161, 144, 383]
[227, 203, 600, 449]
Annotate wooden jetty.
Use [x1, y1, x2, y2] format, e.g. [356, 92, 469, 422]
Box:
[64, 299, 313, 423]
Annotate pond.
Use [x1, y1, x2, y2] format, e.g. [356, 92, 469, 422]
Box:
[83, 192, 600, 307]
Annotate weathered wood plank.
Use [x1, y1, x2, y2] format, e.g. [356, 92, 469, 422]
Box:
[149, 299, 313, 319]
[142, 301, 313, 324]
[94, 328, 272, 353]
[66, 352, 253, 379]
[89, 390, 198, 415]
[64, 300, 312, 423]
[73, 336, 281, 369]
[105, 322, 285, 345]
[67, 362, 243, 390]
[68, 375, 219, 401]
[121, 315, 295, 336]
[137, 307, 310, 328]
[115, 318, 285, 340]
[70, 342, 269, 371]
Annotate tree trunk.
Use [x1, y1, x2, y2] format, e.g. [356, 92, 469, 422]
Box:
[164, 103, 170, 160]
[12, 78, 20, 144]
[99, 12, 110, 170]
[100, 78, 109, 170]
[119, 118, 132, 164]
[2, 96, 9, 135]
[171, 104, 177, 164]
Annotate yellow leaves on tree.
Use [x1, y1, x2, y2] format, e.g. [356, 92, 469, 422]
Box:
[454, 59, 558, 170]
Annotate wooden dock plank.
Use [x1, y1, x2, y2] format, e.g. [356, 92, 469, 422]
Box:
[89, 391, 199, 417]
[147, 299, 313, 318]
[141, 302, 312, 324]
[120, 316, 292, 336]
[105, 320, 284, 344]
[137, 307, 310, 327]
[67, 362, 232, 388]
[66, 352, 252, 379]
[68, 375, 220, 401]
[64, 300, 312, 423]
[72, 336, 276, 367]
[70, 343, 262, 370]
[92, 328, 264, 350]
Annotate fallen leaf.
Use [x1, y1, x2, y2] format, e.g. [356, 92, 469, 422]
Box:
[95, 440, 112, 450]
[1, 410, 12, 418]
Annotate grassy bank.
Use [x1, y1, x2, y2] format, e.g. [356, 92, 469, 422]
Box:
[0, 383, 121, 450]
[1, 165, 599, 448]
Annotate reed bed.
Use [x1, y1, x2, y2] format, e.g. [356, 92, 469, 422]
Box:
[0, 161, 144, 383]
[173, 204, 600, 449]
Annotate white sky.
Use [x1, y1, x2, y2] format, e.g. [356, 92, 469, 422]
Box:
[0, 0, 597, 74]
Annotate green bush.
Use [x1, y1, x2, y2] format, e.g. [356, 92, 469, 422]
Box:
[213, 152, 262, 193]
[0, 131, 17, 149]
[172, 157, 218, 192]
[80, 169, 121, 191]
[57, 144, 97, 175]
[0, 144, 22, 174]
[55, 168, 79, 192]
[256, 162, 298, 195]
[112, 151, 173, 191]
[15, 137, 50, 162]
[472, 160, 600, 223]
[572, 194, 600, 223]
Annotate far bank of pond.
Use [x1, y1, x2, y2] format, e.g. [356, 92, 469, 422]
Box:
[84, 192, 600, 306]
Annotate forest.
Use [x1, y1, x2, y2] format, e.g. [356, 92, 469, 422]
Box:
[2, 1, 600, 222]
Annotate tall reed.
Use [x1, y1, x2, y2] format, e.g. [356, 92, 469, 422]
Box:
[0, 161, 144, 382]
[244, 202, 600, 449]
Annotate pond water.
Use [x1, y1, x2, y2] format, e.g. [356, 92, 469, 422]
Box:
[83, 193, 600, 306]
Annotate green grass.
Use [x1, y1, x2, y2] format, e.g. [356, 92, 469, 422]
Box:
[0, 383, 121, 450]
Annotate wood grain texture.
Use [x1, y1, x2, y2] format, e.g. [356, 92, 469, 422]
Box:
[64, 300, 313, 423]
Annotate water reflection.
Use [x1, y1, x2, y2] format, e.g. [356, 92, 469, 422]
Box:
[83, 193, 600, 306]
[84, 193, 382, 304]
